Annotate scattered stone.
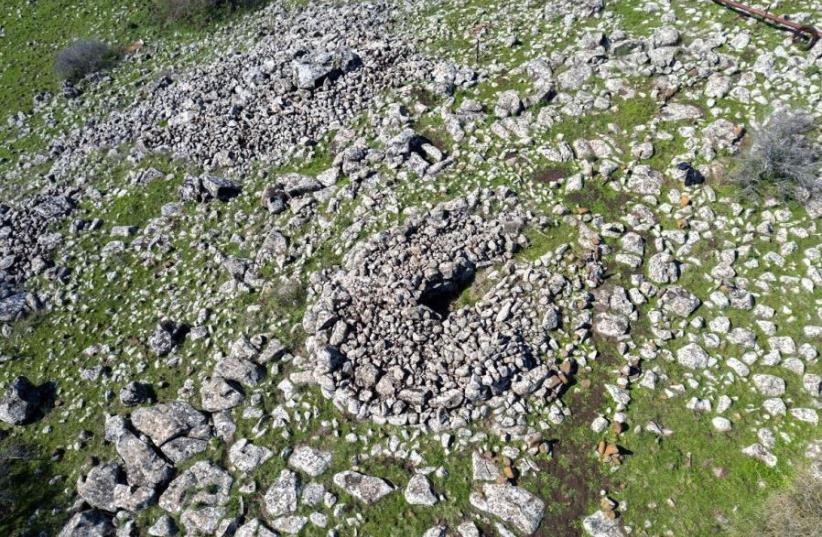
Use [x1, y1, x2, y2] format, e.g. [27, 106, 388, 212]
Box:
[264, 469, 300, 518]
[583, 510, 625, 537]
[333, 471, 394, 504]
[659, 287, 700, 318]
[752, 374, 786, 397]
[472, 451, 498, 481]
[235, 519, 277, 537]
[469, 483, 545, 535]
[0, 376, 47, 425]
[288, 445, 332, 477]
[676, 343, 712, 370]
[404, 474, 438, 506]
[158, 461, 233, 514]
[119, 381, 152, 407]
[58, 510, 114, 537]
[742, 443, 777, 467]
[229, 439, 273, 472]
[147, 515, 178, 537]
[648, 253, 679, 284]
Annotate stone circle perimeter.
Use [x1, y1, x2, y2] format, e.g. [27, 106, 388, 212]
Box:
[301, 188, 601, 429]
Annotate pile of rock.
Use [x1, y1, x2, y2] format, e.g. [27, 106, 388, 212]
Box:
[300, 188, 602, 429]
[0, 376, 52, 425]
[47, 1, 430, 177]
[0, 192, 77, 319]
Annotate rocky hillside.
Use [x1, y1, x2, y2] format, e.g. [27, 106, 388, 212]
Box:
[1, 1, 821, 536]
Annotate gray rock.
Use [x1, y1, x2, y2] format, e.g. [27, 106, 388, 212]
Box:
[0, 376, 44, 425]
[201, 175, 241, 201]
[264, 469, 300, 518]
[594, 312, 629, 337]
[148, 320, 185, 357]
[728, 288, 754, 310]
[300, 482, 326, 507]
[469, 483, 545, 535]
[627, 165, 664, 196]
[511, 366, 551, 396]
[235, 519, 277, 537]
[280, 173, 323, 197]
[647, 252, 679, 284]
[333, 471, 394, 504]
[77, 463, 124, 512]
[659, 286, 700, 317]
[112, 484, 155, 512]
[404, 474, 438, 506]
[557, 64, 593, 90]
[159, 461, 233, 514]
[58, 510, 114, 537]
[803, 374, 822, 396]
[229, 439, 273, 472]
[317, 167, 340, 188]
[494, 90, 523, 118]
[214, 356, 264, 387]
[0, 291, 31, 322]
[147, 515, 178, 537]
[200, 377, 244, 411]
[712, 417, 732, 432]
[119, 381, 152, 407]
[583, 511, 625, 537]
[422, 526, 447, 537]
[704, 74, 731, 98]
[457, 521, 482, 537]
[652, 26, 680, 47]
[752, 374, 786, 397]
[676, 343, 712, 369]
[288, 445, 332, 477]
[472, 451, 498, 481]
[131, 401, 209, 446]
[742, 443, 777, 467]
[160, 436, 208, 464]
[660, 103, 703, 121]
[179, 506, 229, 535]
[292, 49, 360, 90]
[115, 431, 173, 488]
[271, 515, 307, 535]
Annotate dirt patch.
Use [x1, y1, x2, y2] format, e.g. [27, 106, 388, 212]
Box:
[566, 188, 631, 213]
[532, 167, 569, 184]
[531, 343, 618, 537]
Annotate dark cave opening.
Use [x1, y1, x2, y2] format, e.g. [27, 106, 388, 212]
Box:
[418, 272, 476, 319]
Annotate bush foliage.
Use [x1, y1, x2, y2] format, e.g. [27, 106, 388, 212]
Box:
[732, 110, 821, 200]
[154, 0, 263, 25]
[744, 469, 822, 537]
[54, 39, 117, 82]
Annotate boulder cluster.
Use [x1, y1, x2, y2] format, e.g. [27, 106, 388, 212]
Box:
[47, 1, 429, 178]
[301, 188, 603, 430]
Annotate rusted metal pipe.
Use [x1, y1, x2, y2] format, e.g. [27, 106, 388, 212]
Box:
[712, 0, 821, 50]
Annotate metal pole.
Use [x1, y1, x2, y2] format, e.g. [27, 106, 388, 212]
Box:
[712, 0, 821, 49]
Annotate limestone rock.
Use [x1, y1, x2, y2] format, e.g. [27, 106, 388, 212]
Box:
[333, 471, 394, 504]
[469, 483, 545, 535]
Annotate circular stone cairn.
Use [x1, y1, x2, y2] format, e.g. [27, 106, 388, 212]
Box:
[301, 188, 599, 430]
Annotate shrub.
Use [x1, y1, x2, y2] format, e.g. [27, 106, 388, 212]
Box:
[155, 0, 218, 24]
[0, 443, 53, 528]
[154, 0, 262, 25]
[272, 277, 306, 310]
[54, 39, 117, 82]
[731, 110, 822, 200]
[742, 469, 822, 537]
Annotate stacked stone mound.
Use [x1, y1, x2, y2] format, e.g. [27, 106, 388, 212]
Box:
[48, 1, 429, 178]
[302, 189, 591, 429]
[0, 193, 76, 322]
[0, 193, 76, 284]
